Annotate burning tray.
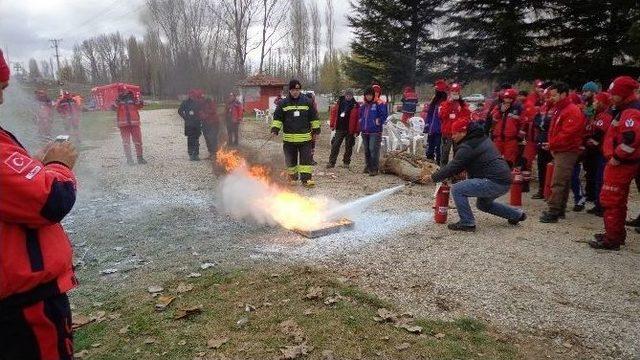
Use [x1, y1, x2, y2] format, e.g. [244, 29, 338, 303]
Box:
[292, 219, 355, 239]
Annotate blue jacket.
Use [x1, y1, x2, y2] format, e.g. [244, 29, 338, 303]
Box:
[359, 101, 388, 134]
[423, 100, 444, 135]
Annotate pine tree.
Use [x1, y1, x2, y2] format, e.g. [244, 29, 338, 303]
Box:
[346, 0, 442, 93]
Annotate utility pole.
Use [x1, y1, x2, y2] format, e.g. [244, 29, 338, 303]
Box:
[49, 39, 62, 81]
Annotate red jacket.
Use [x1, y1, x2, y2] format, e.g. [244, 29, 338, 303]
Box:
[329, 97, 360, 135]
[491, 102, 523, 141]
[520, 99, 540, 142]
[198, 98, 219, 125]
[439, 100, 471, 137]
[225, 100, 243, 123]
[586, 108, 613, 152]
[603, 101, 640, 162]
[0, 128, 77, 305]
[55, 98, 81, 121]
[115, 97, 143, 127]
[548, 97, 586, 153]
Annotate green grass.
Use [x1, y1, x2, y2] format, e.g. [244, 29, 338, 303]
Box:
[73, 266, 520, 359]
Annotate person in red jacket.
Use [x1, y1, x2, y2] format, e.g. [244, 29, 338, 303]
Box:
[327, 89, 359, 168]
[114, 87, 146, 165]
[491, 88, 522, 167]
[518, 90, 539, 192]
[584, 92, 613, 216]
[34, 89, 54, 139]
[439, 83, 471, 165]
[399, 86, 419, 125]
[198, 96, 220, 160]
[55, 91, 81, 142]
[224, 92, 243, 147]
[589, 76, 640, 250]
[540, 82, 587, 223]
[0, 49, 79, 360]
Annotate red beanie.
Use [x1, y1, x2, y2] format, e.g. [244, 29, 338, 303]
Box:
[0, 50, 9, 83]
[434, 79, 448, 92]
[608, 76, 639, 99]
[451, 118, 469, 133]
[594, 92, 611, 107]
[450, 83, 462, 92]
[502, 88, 518, 100]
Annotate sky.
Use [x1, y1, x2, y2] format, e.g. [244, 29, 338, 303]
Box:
[0, 0, 354, 68]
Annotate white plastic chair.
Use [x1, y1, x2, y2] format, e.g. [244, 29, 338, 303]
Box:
[254, 109, 265, 122]
[408, 117, 426, 155]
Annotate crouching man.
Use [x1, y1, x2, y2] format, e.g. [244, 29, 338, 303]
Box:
[426, 119, 526, 231]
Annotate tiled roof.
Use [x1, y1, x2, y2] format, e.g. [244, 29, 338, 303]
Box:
[237, 73, 287, 87]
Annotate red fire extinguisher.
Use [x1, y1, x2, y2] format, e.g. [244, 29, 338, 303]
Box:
[543, 162, 554, 200]
[434, 182, 450, 224]
[510, 168, 523, 207]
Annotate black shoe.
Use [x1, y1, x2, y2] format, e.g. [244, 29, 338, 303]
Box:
[625, 216, 640, 227]
[312, 160, 318, 166]
[531, 192, 544, 199]
[447, 222, 476, 232]
[369, 170, 378, 177]
[559, 211, 566, 219]
[326, 163, 335, 169]
[573, 204, 585, 212]
[508, 212, 527, 225]
[539, 211, 559, 223]
[339, 163, 350, 169]
[190, 155, 200, 161]
[362, 167, 370, 174]
[137, 156, 147, 165]
[588, 238, 620, 251]
[587, 207, 604, 217]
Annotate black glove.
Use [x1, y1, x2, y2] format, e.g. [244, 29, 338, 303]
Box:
[271, 128, 280, 136]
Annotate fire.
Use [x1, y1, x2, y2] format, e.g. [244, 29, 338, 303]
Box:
[216, 147, 329, 231]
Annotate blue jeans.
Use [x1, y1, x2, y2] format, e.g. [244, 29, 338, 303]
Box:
[451, 178, 523, 226]
[362, 133, 381, 172]
[571, 163, 585, 206]
[426, 133, 441, 164]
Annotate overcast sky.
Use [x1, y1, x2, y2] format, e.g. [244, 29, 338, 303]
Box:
[0, 0, 354, 68]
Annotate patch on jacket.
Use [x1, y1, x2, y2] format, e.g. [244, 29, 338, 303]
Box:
[4, 152, 33, 174]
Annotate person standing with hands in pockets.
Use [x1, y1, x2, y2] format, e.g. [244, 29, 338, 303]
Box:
[359, 87, 388, 176]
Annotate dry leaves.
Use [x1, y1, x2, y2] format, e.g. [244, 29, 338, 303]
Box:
[395, 342, 411, 351]
[72, 314, 94, 330]
[144, 337, 156, 345]
[118, 325, 130, 335]
[322, 350, 335, 360]
[280, 343, 313, 359]
[434, 332, 446, 339]
[187, 272, 202, 278]
[155, 295, 176, 311]
[74, 350, 90, 359]
[207, 336, 230, 349]
[176, 283, 194, 293]
[236, 317, 249, 328]
[279, 319, 305, 344]
[398, 324, 423, 334]
[304, 286, 323, 300]
[376, 308, 397, 322]
[148, 285, 164, 294]
[174, 305, 203, 320]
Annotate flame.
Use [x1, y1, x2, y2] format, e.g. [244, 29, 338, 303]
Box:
[216, 147, 328, 230]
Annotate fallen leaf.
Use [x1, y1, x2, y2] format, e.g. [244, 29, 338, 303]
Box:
[155, 295, 176, 311]
[279, 319, 305, 344]
[177, 340, 187, 346]
[108, 313, 121, 320]
[380, 336, 390, 341]
[91, 343, 101, 348]
[72, 314, 94, 330]
[244, 304, 256, 312]
[304, 286, 323, 300]
[200, 262, 215, 270]
[562, 342, 573, 349]
[323, 296, 342, 306]
[434, 332, 446, 339]
[303, 308, 315, 316]
[148, 285, 164, 294]
[376, 308, 397, 322]
[74, 350, 90, 359]
[373, 317, 384, 322]
[187, 272, 202, 278]
[280, 343, 313, 359]
[399, 324, 423, 334]
[91, 311, 107, 323]
[92, 302, 104, 307]
[174, 305, 203, 320]
[176, 283, 194, 293]
[262, 302, 273, 307]
[118, 325, 130, 335]
[100, 268, 118, 275]
[207, 336, 229, 349]
[396, 342, 411, 351]
[236, 316, 249, 328]
[144, 337, 156, 345]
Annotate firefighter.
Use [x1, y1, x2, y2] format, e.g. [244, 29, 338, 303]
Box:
[589, 76, 640, 250]
[327, 89, 359, 169]
[55, 91, 81, 142]
[114, 87, 147, 165]
[199, 95, 220, 160]
[539, 82, 586, 223]
[0, 49, 79, 360]
[271, 79, 320, 187]
[399, 86, 419, 125]
[34, 89, 53, 139]
[360, 86, 388, 176]
[440, 83, 471, 166]
[224, 92, 243, 147]
[491, 88, 523, 168]
[178, 89, 205, 161]
[584, 92, 613, 216]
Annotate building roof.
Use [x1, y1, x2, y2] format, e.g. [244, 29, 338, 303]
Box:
[237, 73, 287, 87]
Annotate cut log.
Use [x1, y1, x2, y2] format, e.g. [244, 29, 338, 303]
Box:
[382, 151, 439, 184]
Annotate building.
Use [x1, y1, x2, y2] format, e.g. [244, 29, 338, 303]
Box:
[236, 74, 287, 115]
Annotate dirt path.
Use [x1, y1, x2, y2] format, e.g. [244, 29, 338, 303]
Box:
[66, 109, 639, 359]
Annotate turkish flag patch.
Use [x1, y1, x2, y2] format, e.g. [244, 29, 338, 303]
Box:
[4, 152, 33, 174]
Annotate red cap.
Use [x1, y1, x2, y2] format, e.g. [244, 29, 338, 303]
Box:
[450, 83, 462, 92]
[594, 92, 611, 107]
[434, 79, 448, 92]
[372, 84, 381, 93]
[451, 118, 469, 133]
[608, 76, 639, 100]
[502, 88, 518, 100]
[534, 79, 543, 88]
[0, 50, 9, 83]
[188, 89, 204, 98]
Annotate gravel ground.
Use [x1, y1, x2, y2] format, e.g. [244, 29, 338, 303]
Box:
[8, 107, 636, 359]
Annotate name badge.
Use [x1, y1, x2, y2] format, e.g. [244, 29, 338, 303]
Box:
[340, 112, 346, 117]
[294, 111, 300, 117]
[449, 113, 456, 119]
[189, 110, 194, 115]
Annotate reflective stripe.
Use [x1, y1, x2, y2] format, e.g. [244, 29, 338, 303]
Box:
[287, 166, 298, 174]
[282, 105, 310, 112]
[271, 120, 283, 129]
[283, 133, 312, 142]
[298, 165, 313, 174]
[311, 120, 321, 129]
[619, 143, 635, 153]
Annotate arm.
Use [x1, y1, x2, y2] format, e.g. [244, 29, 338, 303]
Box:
[379, 102, 388, 126]
[613, 110, 640, 162]
[271, 104, 284, 134]
[431, 144, 472, 182]
[178, 101, 187, 119]
[310, 102, 321, 134]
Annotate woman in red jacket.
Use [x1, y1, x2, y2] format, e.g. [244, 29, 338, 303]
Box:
[491, 88, 523, 168]
[439, 83, 471, 165]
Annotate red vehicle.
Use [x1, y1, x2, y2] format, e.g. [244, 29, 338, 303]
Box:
[91, 83, 141, 111]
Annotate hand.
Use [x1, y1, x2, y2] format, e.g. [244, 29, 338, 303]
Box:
[541, 143, 549, 151]
[609, 158, 621, 166]
[270, 128, 280, 136]
[375, 118, 381, 126]
[42, 141, 78, 169]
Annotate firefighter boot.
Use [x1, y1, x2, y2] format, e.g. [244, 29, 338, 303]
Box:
[137, 155, 147, 165]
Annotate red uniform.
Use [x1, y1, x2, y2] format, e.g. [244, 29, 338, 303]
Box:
[115, 91, 144, 160]
[491, 101, 523, 166]
[520, 98, 540, 168]
[440, 99, 471, 138]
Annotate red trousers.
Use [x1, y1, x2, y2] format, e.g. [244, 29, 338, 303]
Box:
[494, 139, 519, 167]
[0, 294, 73, 360]
[119, 125, 143, 158]
[523, 141, 537, 170]
[600, 162, 640, 245]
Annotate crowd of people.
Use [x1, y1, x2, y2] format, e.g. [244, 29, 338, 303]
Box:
[32, 89, 83, 143]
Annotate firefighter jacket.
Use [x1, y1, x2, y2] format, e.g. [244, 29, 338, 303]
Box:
[603, 100, 640, 163]
[0, 128, 77, 306]
[271, 95, 320, 143]
[114, 93, 143, 128]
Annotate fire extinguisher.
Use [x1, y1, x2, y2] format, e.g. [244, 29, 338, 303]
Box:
[434, 182, 450, 224]
[510, 168, 523, 207]
[543, 162, 554, 200]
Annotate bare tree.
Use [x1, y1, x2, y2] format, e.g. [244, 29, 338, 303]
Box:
[40, 60, 52, 79]
[309, 1, 321, 84]
[81, 39, 101, 83]
[290, 0, 309, 80]
[28, 59, 41, 80]
[257, 0, 289, 73]
[71, 45, 87, 83]
[216, 0, 259, 76]
[324, 0, 335, 57]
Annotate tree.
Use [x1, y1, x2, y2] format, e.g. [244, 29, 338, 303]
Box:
[324, 0, 336, 56]
[28, 58, 41, 81]
[71, 45, 87, 83]
[216, 0, 259, 76]
[309, 0, 322, 84]
[257, 0, 289, 73]
[290, 0, 310, 80]
[347, 0, 442, 93]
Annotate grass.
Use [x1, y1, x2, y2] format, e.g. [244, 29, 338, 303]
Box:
[72, 266, 519, 359]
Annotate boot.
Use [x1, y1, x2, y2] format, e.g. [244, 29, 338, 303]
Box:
[588, 236, 620, 251]
[539, 211, 560, 223]
[531, 191, 544, 199]
[625, 214, 640, 227]
[137, 156, 147, 165]
[508, 212, 527, 225]
[586, 206, 604, 217]
[126, 154, 135, 166]
[326, 163, 335, 169]
[302, 180, 316, 188]
[447, 222, 476, 232]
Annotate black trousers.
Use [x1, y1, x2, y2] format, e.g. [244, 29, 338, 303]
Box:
[328, 130, 355, 165]
[536, 148, 553, 194]
[582, 148, 600, 202]
[283, 141, 313, 181]
[226, 119, 239, 146]
[0, 294, 73, 360]
[202, 123, 219, 158]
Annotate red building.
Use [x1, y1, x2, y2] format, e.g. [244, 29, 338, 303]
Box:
[236, 74, 287, 115]
[91, 83, 141, 111]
